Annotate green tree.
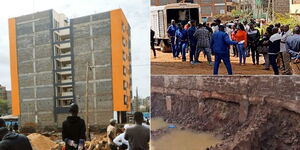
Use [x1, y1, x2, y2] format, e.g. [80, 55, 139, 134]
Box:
[0, 99, 8, 115]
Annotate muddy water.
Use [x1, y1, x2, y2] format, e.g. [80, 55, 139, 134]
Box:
[151, 118, 221, 150]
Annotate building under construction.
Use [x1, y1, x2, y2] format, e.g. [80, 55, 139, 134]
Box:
[9, 9, 132, 128]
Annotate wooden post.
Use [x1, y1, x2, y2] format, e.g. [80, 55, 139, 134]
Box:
[85, 62, 90, 140]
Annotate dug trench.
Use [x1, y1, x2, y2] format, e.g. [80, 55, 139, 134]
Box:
[151, 75, 300, 150]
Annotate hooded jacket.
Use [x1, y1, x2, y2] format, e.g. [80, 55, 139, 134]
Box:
[0, 127, 33, 150]
[62, 116, 86, 150]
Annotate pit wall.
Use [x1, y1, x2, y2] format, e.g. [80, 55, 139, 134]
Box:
[151, 75, 300, 122]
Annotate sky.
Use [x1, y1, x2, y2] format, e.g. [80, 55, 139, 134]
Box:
[0, 0, 150, 98]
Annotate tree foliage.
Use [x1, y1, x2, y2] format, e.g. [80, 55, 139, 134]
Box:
[271, 13, 300, 28]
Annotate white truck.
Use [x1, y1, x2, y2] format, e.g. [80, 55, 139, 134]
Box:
[151, 3, 201, 52]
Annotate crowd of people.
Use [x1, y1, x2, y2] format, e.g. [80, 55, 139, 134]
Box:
[154, 18, 300, 75]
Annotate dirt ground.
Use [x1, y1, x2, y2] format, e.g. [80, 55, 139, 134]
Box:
[151, 50, 274, 75]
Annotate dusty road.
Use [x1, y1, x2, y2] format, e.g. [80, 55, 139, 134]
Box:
[151, 50, 275, 75]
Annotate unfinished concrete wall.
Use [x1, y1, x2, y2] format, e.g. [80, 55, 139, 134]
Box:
[16, 9, 55, 126]
[72, 11, 113, 126]
[152, 75, 300, 118]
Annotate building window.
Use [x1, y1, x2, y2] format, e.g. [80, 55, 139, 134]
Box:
[123, 80, 128, 90]
[122, 22, 126, 33]
[124, 95, 128, 105]
[123, 66, 127, 75]
[123, 51, 126, 61]
[122, 37, 127, 47]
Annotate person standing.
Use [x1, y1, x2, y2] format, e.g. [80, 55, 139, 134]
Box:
[150, 29, 156, 58]
[175, 23, 188, 61]
[125, 112, 150, 150]
[231, 24, 238, 57]
[268, 27, 281, 75]
[211, 25, 238, 75]
[187, 20, 197, 64]
[194, 23, 212, 65]
[62, 103, 86, 150]
[167, 19, 178, 58]
[235, 23, 248, 65]
[247, 23, 261, 65]
[286, 26, 300, 75]
[280, 25, 293, 75]
[0, 119, 33, 150]
[107, 119, 118, 150]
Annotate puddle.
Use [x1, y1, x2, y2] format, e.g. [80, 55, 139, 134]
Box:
[151, 118, 221, 150]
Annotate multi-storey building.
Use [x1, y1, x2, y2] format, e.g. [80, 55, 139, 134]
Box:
[9, 9, 132, 127]
[0, 85, 7, 100]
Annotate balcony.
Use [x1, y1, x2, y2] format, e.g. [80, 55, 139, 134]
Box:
[56, 56, 71, 62]
[61, 91, 73, 97]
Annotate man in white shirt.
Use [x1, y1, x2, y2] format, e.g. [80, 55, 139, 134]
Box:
[280, 25, 293, 75]
[113, 124, 130, 150]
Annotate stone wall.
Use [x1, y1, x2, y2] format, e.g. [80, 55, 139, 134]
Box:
[151, 75, 300, 122]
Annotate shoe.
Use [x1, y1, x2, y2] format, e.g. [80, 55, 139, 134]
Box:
[263, 68, 270, 70]
[208, 62, 214, 65]
[182, 59, 186, 62]
[190, 61, 194, 64]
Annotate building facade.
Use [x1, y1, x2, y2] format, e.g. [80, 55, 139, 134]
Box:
[290, 0, 300, 20]
[0, 85, 7, 100]
[9, 9, 132, 128]
[151, 0, 237, 17]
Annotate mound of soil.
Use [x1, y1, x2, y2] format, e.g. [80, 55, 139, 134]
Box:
[27, 133, 57, 150]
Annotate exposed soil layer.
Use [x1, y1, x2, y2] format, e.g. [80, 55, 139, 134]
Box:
[152, 98, 300, 150]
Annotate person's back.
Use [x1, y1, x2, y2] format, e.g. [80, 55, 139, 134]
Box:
[268, 33, 281, 54]
[0, 119, 32, 150]
[0, 130, 33, 150]
[62, 116, 86, 150]
[62, 103, 86, 150]
[125, 124, 150, 150]
[211, 31, 235, 54]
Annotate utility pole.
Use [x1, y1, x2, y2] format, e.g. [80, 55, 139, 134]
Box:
[85, 62, 90, 140]
[267, 0, 271, 22]
[272, 0, 275, 21]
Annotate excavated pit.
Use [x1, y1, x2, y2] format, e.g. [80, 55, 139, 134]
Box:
[151, 97, 300, 150]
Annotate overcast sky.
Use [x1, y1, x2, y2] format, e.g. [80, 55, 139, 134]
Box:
[0, 0, 150, 98]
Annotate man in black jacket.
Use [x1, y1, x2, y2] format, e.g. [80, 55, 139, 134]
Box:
[62, 103, 86, 150]
[0, 119, 33, 150]
[268, 27, 281, 75]
[247, 23, 261, 65]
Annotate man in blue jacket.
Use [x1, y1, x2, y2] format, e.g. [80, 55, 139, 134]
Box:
[167, 19, 178, 58]
[211, 25, 238, 75]
[187, 20, 197, 63]
[175, 23, 188, 61]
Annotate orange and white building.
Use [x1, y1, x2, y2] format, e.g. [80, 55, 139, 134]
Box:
[9, 9, 132, 127]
